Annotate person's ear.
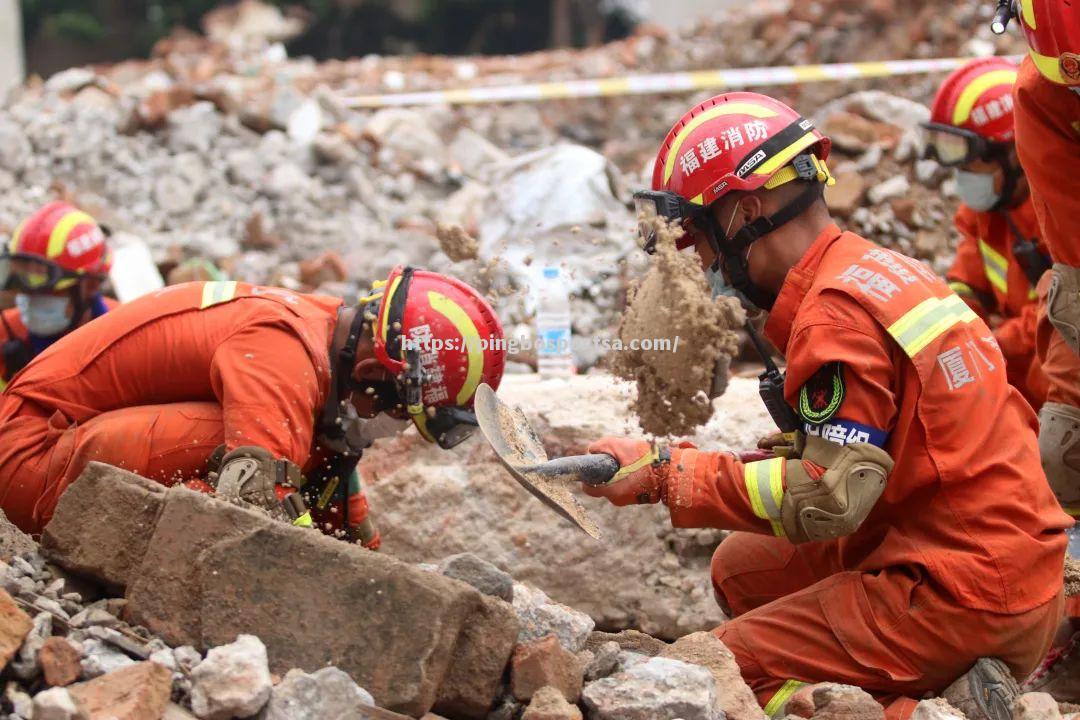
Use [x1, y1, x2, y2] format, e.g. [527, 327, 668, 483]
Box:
[352, 356, 390, 383]
[741, 193, 764, 223]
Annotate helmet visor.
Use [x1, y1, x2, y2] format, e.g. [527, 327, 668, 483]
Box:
[423, 406, 479, 449]
[632, 190, 698, 253]
[0, 254, 80, 292]
[921, 123, 988, 167]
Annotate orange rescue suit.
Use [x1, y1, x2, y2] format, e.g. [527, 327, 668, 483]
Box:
[0, 281, 368, 537]
[1014, 56, 1080, 407]
[659, 226, 1069, 718]
[945, 199, 1048, 408]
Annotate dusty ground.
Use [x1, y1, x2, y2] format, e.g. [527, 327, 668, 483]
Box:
[361, 372, 775, 638]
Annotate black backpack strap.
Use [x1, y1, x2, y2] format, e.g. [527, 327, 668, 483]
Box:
[1003, 211, 1052, 288]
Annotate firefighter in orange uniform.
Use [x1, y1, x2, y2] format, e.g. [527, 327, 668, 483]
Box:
[1, 202, 116, 389]
[0, 267, 506, 548]
[1003, 0, 1080, 520]
[922, 57, 1050, 410]
[587, 92, 1069, 720]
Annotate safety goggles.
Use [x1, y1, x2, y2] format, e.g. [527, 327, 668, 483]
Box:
[632, 190, 702, 254]
[921, 123, 994, 167]
[0, 252, 87, 293]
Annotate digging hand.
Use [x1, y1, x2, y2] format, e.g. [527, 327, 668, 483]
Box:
[583, 437, 670, 506]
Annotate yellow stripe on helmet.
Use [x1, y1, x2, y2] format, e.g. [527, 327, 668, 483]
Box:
[1019, 0, 1037, 29]
[9, 221, 25, 253]
[952, 69, 1018, 125]
[426, 290, 484, 405]
[46, 210, 95, 259]
[1030, 48, 1067, 85]
[378, 275, 404, 347]
[663, 103, 780, 184]
[752, 131, 821, 177]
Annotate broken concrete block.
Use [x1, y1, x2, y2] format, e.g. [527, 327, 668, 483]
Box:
[809, 684, 884, 720]
[659, 632, 765, 720]
[511, 635, 584, 703]
[432, 593, 519, 720]
[41, 463, 167, 592]
[262, 666, 374, 720]
[124, 488, 269, 647]
[438, 553, 514, 602]
[513, 583, 594, 652]
[581, 656, 719, 720]
[911, 698, 966, 720]
[124, 485, 500, 717]
[80, 639, 136, 679]
[189, 635, 272, 720]
[31, 686, 84, 720]
[1013, 693, 1063, 720]
[0, 509, 36, 562]
[68, 661, 171, 720]
[584, 641, 619, 681]
[39, 636, 83, 687]
[586, 630, 666, 657]
[521, 685, 584, 720]
[0, 587, 32, 671]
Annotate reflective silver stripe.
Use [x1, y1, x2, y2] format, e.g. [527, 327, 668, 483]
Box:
[886, 294, 979, 357]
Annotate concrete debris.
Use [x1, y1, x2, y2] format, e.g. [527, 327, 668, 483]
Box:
[0, 587, 33, 670]
[1014, 693, 1064, 720]
[262, 667, 375, 720]
[521, 686, 585, 720]
[581, 656, 720, 720]
[68, 661, 172, 720]
[510, 635, 585, 703]
[79, 639, 136, 680]
[39, 636, 83, 687]
[189, 635, 272, 720]
[911, 698, 967, 720]
[807, 684, 885, 720]
[584, 641, 621, 681]
[437, 553, 515, 603]
[512, 583, 595, 653]
[13, 611, 52, 680]
[31, 686, 83, 720]
[659, 632, 766, 720]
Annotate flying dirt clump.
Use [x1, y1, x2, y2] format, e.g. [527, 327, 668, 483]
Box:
[436, 222, 480, 262]
[609, 218, 745, 436]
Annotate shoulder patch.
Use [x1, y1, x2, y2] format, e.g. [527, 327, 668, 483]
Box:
[798, 362, 845, 425]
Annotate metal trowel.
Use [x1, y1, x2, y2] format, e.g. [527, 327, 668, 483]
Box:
[474, 383, 618, 539]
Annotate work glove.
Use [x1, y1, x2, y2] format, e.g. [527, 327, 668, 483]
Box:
[584, 437, 670, 506]
[213, 445, 304, 523]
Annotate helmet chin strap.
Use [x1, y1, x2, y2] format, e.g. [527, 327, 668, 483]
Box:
[699, 181, 825, 311]
[989, 147, 1021, 213]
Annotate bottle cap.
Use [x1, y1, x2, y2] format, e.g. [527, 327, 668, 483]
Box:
[543, 267, 559, 279]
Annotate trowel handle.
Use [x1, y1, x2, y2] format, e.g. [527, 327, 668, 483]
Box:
[538, 454, 621, 486]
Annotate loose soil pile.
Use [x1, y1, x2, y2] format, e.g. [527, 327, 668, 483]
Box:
[610, 218, 745, 436]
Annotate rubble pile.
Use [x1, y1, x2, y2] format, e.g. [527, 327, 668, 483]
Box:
[0, 0, 1026, 369]
[4, 461, 1065, 720]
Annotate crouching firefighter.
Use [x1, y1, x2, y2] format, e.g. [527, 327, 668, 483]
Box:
[0, 267, 506, 548]
[587, 92, 1069, 720]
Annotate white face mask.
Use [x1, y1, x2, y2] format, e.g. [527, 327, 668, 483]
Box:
[954, 170, 1001, 212]
[15, 294, 71, 336]
[344, 409, 410, 450]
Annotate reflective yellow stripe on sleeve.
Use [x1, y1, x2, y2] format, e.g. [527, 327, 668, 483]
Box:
[199, 281, 239, 309]
[947, 280, 975, 297]
[764, 679, 808, 718]
[0, 377, 7, 392]
[978, 240, 1009, 294]
[886, 294, 979, 358]
[744, 457, 785, 537]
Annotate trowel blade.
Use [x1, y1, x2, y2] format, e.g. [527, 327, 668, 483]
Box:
[474, 383, 603, 539]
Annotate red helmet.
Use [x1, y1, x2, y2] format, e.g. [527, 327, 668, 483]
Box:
[929, 57, 1018, 142]
[368, 265, 505, 448]
[1018, 0, 1080, 86]
[3, 202, 112, 292]
[635, 92, 833, 252]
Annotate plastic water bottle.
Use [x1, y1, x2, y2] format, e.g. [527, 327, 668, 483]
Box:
[535, 267, 575, 376]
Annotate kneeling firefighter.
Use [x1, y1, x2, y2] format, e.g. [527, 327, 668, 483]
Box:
[587, 91, 1069, 720]
[0, 267, 506, 547]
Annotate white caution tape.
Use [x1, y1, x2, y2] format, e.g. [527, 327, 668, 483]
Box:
[342, 57, 979, 108]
